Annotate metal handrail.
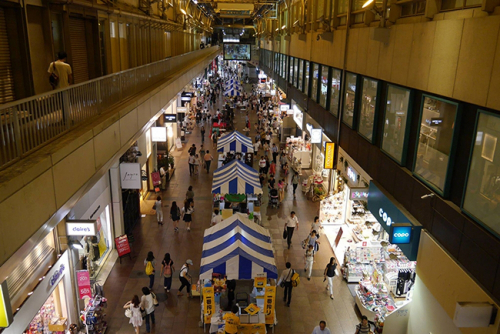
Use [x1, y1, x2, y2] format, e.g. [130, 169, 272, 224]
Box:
[0, 46, 219, 169]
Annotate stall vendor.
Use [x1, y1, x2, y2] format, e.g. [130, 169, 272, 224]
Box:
[223, 305, 240, 334]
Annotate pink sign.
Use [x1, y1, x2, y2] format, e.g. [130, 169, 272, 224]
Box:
[151, 171, 161, 186]
[77, 270, 92, 299]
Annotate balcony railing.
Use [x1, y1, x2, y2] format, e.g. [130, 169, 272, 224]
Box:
[0, 46, 219, 169]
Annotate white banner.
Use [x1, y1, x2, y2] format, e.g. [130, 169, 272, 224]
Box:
[120, 163, 142, 189]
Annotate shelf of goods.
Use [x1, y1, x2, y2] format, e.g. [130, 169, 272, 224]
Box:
[286, 137, 311, 169]
[319, 193, 345, 225]
[83, 295, 107, 334]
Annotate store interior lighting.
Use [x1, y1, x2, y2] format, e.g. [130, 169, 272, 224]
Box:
[180, 8, 187, 15]
[68, 239, 84, 250]
[167, 126, 173, 138]
[362, 0, 374, 7]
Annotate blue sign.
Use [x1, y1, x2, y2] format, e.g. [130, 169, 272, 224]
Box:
[391, 226, 412, 244]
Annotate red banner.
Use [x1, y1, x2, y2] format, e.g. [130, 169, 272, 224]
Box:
[151, 171, 161, 186]
[77, 270, 92, 299]
[115, 235, 131, 257]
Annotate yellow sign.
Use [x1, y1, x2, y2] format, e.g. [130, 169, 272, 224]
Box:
[244, 303, 260, 315]
[263, 286, 276, 324]
[0, 281, 13, 328]
[202, 287, 215, 323]
[254, 276, 266, 288]
[324, 142, 335, 169]
[238, 323, 266, 334]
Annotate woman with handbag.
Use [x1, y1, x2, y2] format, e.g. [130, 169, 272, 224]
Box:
[161, 253, 175, 292]
[123, 295, 142, 334]
[140, 287, 156, 333]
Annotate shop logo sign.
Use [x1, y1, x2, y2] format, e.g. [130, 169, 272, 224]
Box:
[50, 264, 65, 286]
[391, 226, 412, 244]
[347, 167, 357, 183]
[379, 208, 393, 226]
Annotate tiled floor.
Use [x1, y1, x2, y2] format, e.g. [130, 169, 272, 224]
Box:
[103, 84, 361, 333]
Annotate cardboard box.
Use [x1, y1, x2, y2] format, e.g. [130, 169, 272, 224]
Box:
[48, 318, 67, 331]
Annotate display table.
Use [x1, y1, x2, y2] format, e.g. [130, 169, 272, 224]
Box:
[208, 312, 266, 334]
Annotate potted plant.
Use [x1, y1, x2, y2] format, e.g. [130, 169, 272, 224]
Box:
[167, 155, 175, 169]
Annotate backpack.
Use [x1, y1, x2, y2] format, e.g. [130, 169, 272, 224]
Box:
[49, 62, 59, 89]
[164, 261, 172, 276]
[145, 261, 154, 275]
[291, 270, 300, 287]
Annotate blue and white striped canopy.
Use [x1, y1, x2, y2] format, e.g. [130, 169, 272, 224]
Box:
[224, 89, 241, 97]
[217, 131, 254, 153]
[200, 213, 278, 280]
[212, 160, 263, 195]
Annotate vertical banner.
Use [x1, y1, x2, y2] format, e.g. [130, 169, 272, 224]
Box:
[324, 142, 335, 169]
[264, 286, 276, 324]
[0, 281, 13, 328]
[77, 270, 92, 299]
[202, 287, 215, 323]
[151, 171, 161, 186]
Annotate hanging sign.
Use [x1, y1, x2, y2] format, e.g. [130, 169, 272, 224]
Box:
[66, 221, 97, 236]
[0, 281, 13, 328]
[151, 127, 167, 142]
[151, 171, 161, 186]
[324, 143, 335, 169]
[311, 128, 322, 144]
[202, 287, 215, 323]
[264, 286, 276, 324]
[280, 104, 289, 112]
[120, 163, 142, 189]
[292, 105, 303, 129]
[390, 225, 412, 244]
[115, 235, 131, 257]
[349, 187, 369, 200]
[254, 277, 266, 288]
[77, 270, 92, 300]
[164, 114, 176, 123]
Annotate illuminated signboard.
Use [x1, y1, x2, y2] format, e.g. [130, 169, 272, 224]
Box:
[324, 143, 335, 169]
[0, 281, 13, 328]
[293, 105, 303, 129]
[66, 221, 97, 236]
[151, 127, 167, 142]
[390, 225, 412, 244]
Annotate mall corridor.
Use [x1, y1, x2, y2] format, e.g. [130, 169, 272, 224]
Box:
[101, 88, 360, 334]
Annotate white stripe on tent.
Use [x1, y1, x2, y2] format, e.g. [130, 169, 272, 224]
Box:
[204, 213, 271, 236]
[203, 226, 274, 251]
[226, 255, 239, 279]
[200, 240, 275, 267]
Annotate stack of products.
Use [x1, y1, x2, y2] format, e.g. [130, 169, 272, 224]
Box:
[356, 281, 396, 317]
[319, 192, 345, 225]
[82, 295, 107, 334]
[24, 296, 56, 334]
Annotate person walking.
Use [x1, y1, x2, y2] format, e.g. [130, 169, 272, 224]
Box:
[324, 257, 337, 300]
[194, 154, 201, 174]
[181, 198, 195, 231]
[47, 51, 73, 89]
[291, 172, 300, 199]
[199, 145, 206, 167]
[212, 131, 218, 149]
[177, 259, 193, 296]
[284, 211, 299, 249]
[204, 150, 213, 173]
[188, 154, 196, 176]
[154, 196, 163, 226]
[186, 186, 195, 200]
[140, 287, 156, 333]
[161, 253, 175, 292]
[170, 201, 181, 232]
[304, 244, 314, 281]
[311, 216, 323, 238]
[144, 251, 156, 290]
[278, 262, 294, 307]
[312, 321, 331, 334]
[188, 144, 196, 156]
[201, 125, 206, 143]
[259, 156, 267, 174]
[307, 230, 320, 252]
[271, 143, 278, 164]
[123, 295, 142, 334]
[355, 316, 372, 334]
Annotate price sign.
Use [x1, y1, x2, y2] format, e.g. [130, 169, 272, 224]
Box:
[115, 235, 131, 257]
[77, 271, 92, 299]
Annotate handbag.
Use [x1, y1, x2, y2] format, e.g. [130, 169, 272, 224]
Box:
[151, 292, 159, 307]
[282, 229, 288, 239]
[125, 307, 132, 318]
[49, 62, 59, 89]
[140, 307, 147, 319]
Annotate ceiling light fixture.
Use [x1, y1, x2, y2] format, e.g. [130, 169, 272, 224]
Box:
[362, 0, 374, 8]
[281, 24, 286, 29]
[180, 8, 187, 15]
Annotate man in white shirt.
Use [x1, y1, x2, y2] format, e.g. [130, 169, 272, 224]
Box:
[211, 209, 223, 226]
[284, 211, 299, 249]
[188, 155, 196, 176]
[312, 321, 331, 334]
[47, 51, 73, 89]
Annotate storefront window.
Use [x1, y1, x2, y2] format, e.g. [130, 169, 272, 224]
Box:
[293, 58, 298, 86]
[463, 111, 500, 236]
[329, 68, 341, 117]
[25, 283, 68, 334]
[298, 59, 304, 90]
[319, 66, 329, 109]
[311, 63, 319, 101]
[358, 78, 379, 142]
[289, 56, 294, 84]
[381, 85, 411, 164]
[282, 54, 287, 79]
[342, 72, 357, 127]
[303, 61, 310, 94]
[414, 96, 459, 194]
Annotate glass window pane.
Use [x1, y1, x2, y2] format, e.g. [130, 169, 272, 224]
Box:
[353, 0, 366, 10]
[298, 59, 304, 91]
[293, 58, 298, 87]
[342, 72, 357, 127]
[414, 96, 458, 193]
[329, 69, 341, 116]
[311, 63, 319, 101]
[320, 66, 329, 108]
[282, 55, 287, 78]
[289, 57, 294, 84]
[441, 0, 464, 10]
[465, 0, 482, 6]
[338, 0, 348, 14]
[358, 78, 378, 141]
[303, 61, 310, 94]
[463, 112, 500, 236]
[381, 85, 411, 163]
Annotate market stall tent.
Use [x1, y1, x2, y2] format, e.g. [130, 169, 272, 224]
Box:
[200, 213, 278, 280]
[217, 131, 254, 153]
[223, 89, 242, 97]
[212, 160, 263, 194]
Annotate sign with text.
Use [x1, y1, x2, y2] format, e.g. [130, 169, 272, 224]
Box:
[164, 114, 176, 123]
[349, 187, 369, 200]
[254, 277, 266, 288]
[151, 127, 167, 142]
[151, 171, 161, 186]
[120, 163, 141, 189]
[292, 105, 303, 129]
[115, 235, 131, 257]
[390, 225, 412, 244]
[324, 143, 335, 169]
[77, 270, 92, 299]
[66, 221, 97, 236]
[264, 286, 276, 324]
[311, 128, 322, 144]
[280, 104, 289, 112]
[202, 287, 215, 323]
[0, 281, 13, 328]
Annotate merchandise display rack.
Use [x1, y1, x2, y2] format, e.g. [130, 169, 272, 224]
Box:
[82, 295, 107, 334]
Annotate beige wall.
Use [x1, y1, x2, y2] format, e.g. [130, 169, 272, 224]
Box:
[262, 14, 500, 111]
[416, 232, 500, 334]
[0, 47, 218, 268]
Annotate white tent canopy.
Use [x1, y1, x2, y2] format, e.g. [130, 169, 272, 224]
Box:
[212, 160, 263, 195]
[217, 131, 254, 153]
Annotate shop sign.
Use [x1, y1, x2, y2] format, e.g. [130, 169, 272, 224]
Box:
[49, 264, 65, 287]
[264, 286, 276, 324]
[347, 167, 357, 183]
[324, 143, 335, 169]
[311, 129, 322, 144]
[254, 277, 266, 288]
[349, 187, 369, 200]
[280, 104, 289, 112]
[390, 225, 412, 244]
[292, 105, 303, 129]
[151, 171, 161, 186]
[151, 127, 167, 142]
[120, 163, 141, 189]
[77, 271, 92, 300]
[0, 281, 13, 328]
[176, 107, 187, 113]
[202, 287, 215, 323]
[66, 221, 97, 236]
[115, 235, 131, 257]
[164, 114, 176, 123]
